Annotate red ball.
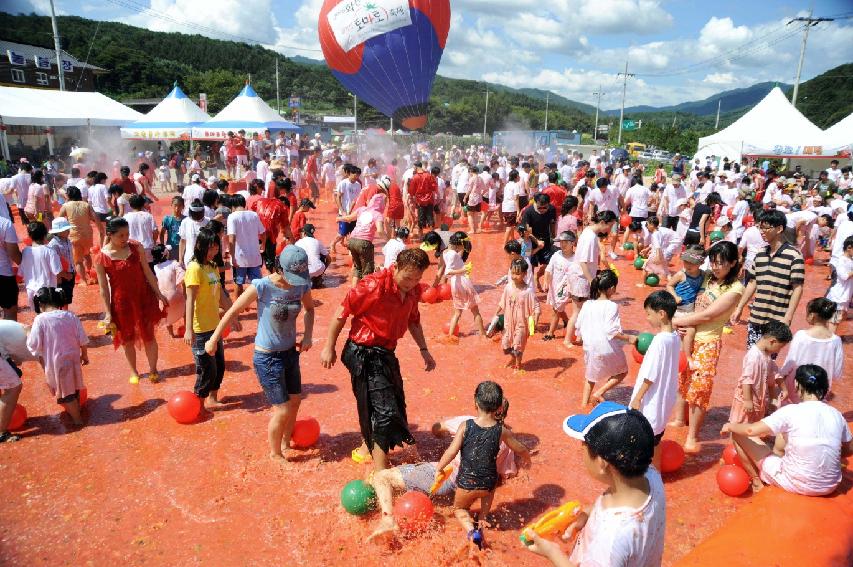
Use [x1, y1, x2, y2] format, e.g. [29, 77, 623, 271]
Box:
[177, 324, 186, 337]
[9, 404, 27, 430]
[443, 322, 460, 336]
[678, 351, 688, 373]
[167, 391, 202, 424]
[717, 464, 750, 496]
[626, 250, 636, 261]
[659, 440, 685, 473]
[422, 286, 438, 304]
[722, 445, 744, 468]
[79, 388, 88, 407]
[631, 346, 644, 364]
[221, 325, 231, 339]
[291, 417, 321, 448]
[804, 257, 814, 265]
[393, 491, 434, 534]
[619, 214, 631, 228]
[438, 283, 452, 301]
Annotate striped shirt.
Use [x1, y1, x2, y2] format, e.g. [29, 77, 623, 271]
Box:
[747, 241, 804, 325]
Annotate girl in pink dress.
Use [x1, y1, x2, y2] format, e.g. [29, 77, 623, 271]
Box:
[729, 321, 791, 424]
[26, 287, 89, 426]
[495, 259, 539, 370]
[440, 231, 486, 340]
[152, 244, 186, 337]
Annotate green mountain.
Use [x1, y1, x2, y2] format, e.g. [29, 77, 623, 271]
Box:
[786, 63, 853, 128]
[608, 81, 792, 116]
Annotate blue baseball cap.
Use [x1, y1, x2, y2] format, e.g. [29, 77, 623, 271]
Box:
[563, 401, 629, 440]
[278, 245, 310, 286]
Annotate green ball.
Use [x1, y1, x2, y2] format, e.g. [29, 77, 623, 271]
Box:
[496, 313, 505, 331]
[710, 230, 725, 242]
[623, 242, 635, 250]
[645, 274, 660, 287]
[341, 480, 377, 515]
[637, 332, 655, 355]
[633, 257, 645, 270]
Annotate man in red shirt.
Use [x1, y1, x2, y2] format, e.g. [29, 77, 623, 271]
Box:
[224, 132, 237, 178]
[321, 248, 435, 471]
[408, 161, 438, 239]
[112, 166, 136, 195]
[541, 172, 567, 212]
[233, 129, 249, 175]
[250, 190, 289, 269]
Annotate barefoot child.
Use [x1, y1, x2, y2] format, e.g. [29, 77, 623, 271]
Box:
[628, 291, 681, 469]
[642, 216, 681, 280]
[576, 270, 636, 406]
[19, 221, 62, 313]
[494, 259, 540, 370]
[825, 235, 853, 332]
[440, 231, 486, 339]
[524, 402, 665, 565]
[434, 381, 530, 550]
[729, 321, 791, 425]
[26, 287, 89, 426]
[152, 244, 186, 338]
[543, 231, 583, 341]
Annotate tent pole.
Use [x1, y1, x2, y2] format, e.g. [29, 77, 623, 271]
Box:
[0, 125, 9, 161]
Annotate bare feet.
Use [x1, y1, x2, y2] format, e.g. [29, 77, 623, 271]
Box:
[590, 394, 605, 405]
[750, 478, 764, 493]
[366, 515, 398, 543]
[269, 452, 290, 468]
[667, 420, 686, 428]
[205, 399, 226, 410]
[436, 334, 460, 345]
[683, 440, 700, 454]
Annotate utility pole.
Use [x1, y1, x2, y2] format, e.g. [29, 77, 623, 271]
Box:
[593, 86, 605, 141]
[714, 99, 721, 130]
[483, 89, 490, 144]
[49, 0, 65, 91]
[788, 11, 834, 108]
[275, 58, 280, 114]
[617, 59, 634, 145]
[544, 92, 550, 131]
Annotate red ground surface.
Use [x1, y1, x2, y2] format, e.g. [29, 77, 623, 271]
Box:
[1, 196, 851, 566]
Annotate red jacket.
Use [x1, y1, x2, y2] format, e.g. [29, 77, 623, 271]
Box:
[409, 171, 437, 206]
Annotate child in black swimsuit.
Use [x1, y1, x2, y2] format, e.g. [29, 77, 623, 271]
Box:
[434, 381, 531, 551]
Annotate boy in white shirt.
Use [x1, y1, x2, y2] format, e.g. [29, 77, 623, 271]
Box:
[226, 194, 266, 296]
[826, 235, 853, 331]
[19, 221, 62, 312]
[629, 290, 681, 469]
[124, 194, 158, 265]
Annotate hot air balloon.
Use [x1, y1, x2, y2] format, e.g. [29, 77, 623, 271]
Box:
[319, 0, 451, 130]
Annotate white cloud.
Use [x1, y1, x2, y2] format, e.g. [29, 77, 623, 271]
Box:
[703, 72, 736, 86]
[271, 0, 323, 56]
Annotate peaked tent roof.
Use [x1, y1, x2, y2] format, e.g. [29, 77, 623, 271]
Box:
[191, 84, 300, 140]
[120, 85, 211, 140]
[823, 113, 853, 150]
[0, 86, 142, 127]
[696, 87, 846, 161]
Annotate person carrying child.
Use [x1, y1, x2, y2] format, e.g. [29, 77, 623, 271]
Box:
[524, 402, 665, 566]
[439, 231, 486, 340]
[665, 246, 706, 314]
[434, 381, 531, 552]
[729, 320, 791, 425]
[492, 259, 540, 370]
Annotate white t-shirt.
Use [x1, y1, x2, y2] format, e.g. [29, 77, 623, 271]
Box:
[381, 238, 407, 268]
[651, 227, 680, 256]
[826, 254, 853, 307]
[739, 226, 766, 271]
[501, 181, 521, 213]
[587, 187, 619, 215]
[763, 182, 781, 204]
[294, 236, 329, 277]
[124, 210, 157, 253]
[778, 330, 844, 385]
[830, 219, 853, 270]
[663, 184, 687, 216]
[632, 331, 681, 435]
[178, 217, 210, 266]
[182, 183, 205, 215]
[226, 210, 265, 268]
[19, 244, 61, 293]
[89, 183, 110, 214]
[0, 217, 18, 277]
[761, 401, 852, 496]
[75, 178, 90, 201]
[570, 468, 666, 567]
[730, 199, 749, 235]
[576, 227, 600, 279]
[625, 184, 649, 218]
[335, 179, 361, 214]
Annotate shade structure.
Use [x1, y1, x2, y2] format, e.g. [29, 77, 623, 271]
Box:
[823, 113, 853, 154]
[191, 84, 300, 140]
[696, 87, 848, 161]
[120, 85, 210, 140]
[0, 86, 142, 127]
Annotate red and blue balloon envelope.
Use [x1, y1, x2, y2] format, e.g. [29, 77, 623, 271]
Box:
[319, 0, 451, 130]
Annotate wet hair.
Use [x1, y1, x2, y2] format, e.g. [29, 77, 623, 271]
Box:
[395, 248, 429, 271]
[509, 258, 529, 274]
[188, 199, 205, 221]
[504, 239, 522, 255]
[561, 195, 579, 216]
[34, 286, 68, 310]
[27, 221, 47, 242]
[202, 190, 219, 208]
[643, 290, 677, 319]
[66, 186, 82, 201]
[646, 216, 661, 228]
[421, 231, 445, 257]
[819, 214, 834, 229]
[31, 170, 44, 184]
[151, 244, 168, 264]
[192, 227, 219, 266]
[759, 320, 792, 343]
[548, 171, 558, 184]
[508, 170, 519, 182]
[589, 269, 618, 299]
[593, 210, 618, 225]
[230, 194, 246, 208]
[128, 194, 146, 210]
[395, 226, 410, 240]
[628, 220, 643, 233]
[585, 409, 654, 478]
[217, 179, 229, 192]
[105, 216, 128, 235]
[533, 193, 550, 206]
[595, 177, 609, 189]
[758, 209, 787, 228]
[449, 231, 472, 261]
[844, 235, 853, 251]
[107, 184, 123, 197]
[95, 172, 108, 184]
[806, 297, 836, 322]
[171, 195, 184, 208]
[706, 192, 723, 207]
[706, 241, 741, 285]
[794, 364, 829, 400]
[474, 380, 504, 413]
[120, 166, 130, 176]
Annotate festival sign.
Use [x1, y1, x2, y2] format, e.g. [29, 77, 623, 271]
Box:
[327, 0, 412, 52]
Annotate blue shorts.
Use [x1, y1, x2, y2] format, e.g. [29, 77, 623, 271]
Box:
[253, 348, 302, 405]
[233, 265, 262, 285]
[338, 220, 356, 237]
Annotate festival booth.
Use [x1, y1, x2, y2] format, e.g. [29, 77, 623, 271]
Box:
[695, 87, 848, 174]
[119, 85, 210, 141]
[190, 84, 300, 141]
[0, 85, 142, 160]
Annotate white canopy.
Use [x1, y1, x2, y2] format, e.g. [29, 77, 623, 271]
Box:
[0, 86, 142, 127]
[696, 87, 847, 162]
[823, 113, 853, 152]
[191, 84, 299, 140]
[120, 85, 210, 140]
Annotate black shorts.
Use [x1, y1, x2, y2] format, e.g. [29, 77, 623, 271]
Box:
[664, 216, 679, 230]
[501, 212, 517, 225]
[653, 431, 664, 446]
[466, 202, 482, 213]
[96, 212, 110, 222]
[0, 275, 18, 309]
[417, 205, 435, 228]
[631, 216, 647, 225]
[530, 246, 554, 267]
[684, 229, 701, 246]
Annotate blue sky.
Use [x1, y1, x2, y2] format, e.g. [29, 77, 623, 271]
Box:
[11, 0, 853, 108]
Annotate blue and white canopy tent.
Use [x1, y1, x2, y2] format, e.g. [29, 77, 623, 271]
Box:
[190, 84, 300, 140]
[120, 84, 210, 140]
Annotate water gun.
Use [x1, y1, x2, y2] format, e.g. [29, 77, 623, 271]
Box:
[528, 315, 535, 336]
[430, 465, 454, 495]
[97, 320, 116, 335]
[464, 262, 473, 277]
[520, 500, 582, 545]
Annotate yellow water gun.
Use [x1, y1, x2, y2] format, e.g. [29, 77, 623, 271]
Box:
[520, 500, 582, 545]
[97, 320, 116, 335]
[430, 465, 454, 495]
[528, 315, 535, 336]
[464, 262, 473, 277]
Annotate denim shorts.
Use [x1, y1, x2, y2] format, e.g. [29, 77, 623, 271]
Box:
[233, 265, 262, 285]
[253, 348, 301, 405]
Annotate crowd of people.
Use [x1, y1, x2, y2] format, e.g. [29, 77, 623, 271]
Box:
[0, 137, 851, 564]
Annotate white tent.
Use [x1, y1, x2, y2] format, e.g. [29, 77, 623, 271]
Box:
[120, 85, 210, 140]
[0, 86, 142, 126]
[823, 113, 853, 152]
[191, 84, 299, 140]
[696, 87, 847, 162]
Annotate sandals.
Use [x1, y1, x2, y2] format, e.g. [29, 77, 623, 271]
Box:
[351, 448, 373, 464]
[542, 334, 555, 341]
[0, 431, 21, 443]
[148, 372, 160, 384]
[467, 528, 484, 550]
